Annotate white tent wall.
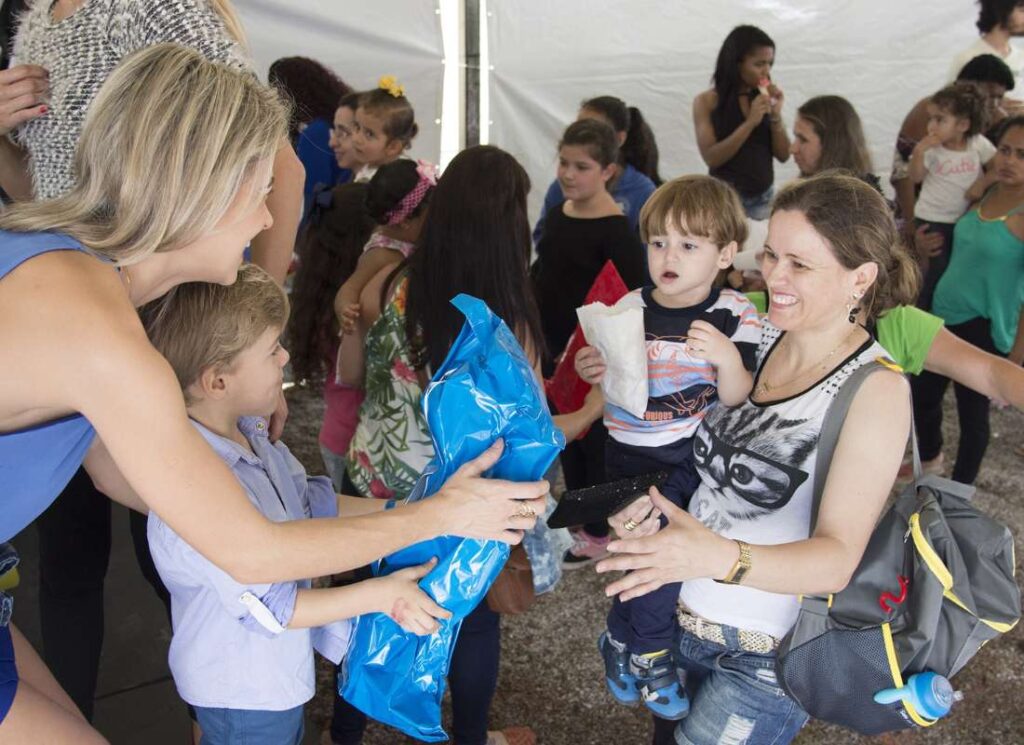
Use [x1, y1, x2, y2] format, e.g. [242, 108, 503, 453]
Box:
[485, 2, 1005, 226]
[235, 0, 445, 165]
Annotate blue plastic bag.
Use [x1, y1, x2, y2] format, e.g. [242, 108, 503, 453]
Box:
[339, 294, 564, 741]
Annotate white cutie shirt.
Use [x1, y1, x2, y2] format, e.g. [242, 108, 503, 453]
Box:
[915, 135, 996, 223]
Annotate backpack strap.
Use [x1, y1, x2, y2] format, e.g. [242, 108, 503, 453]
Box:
[809, 360, 886, 532]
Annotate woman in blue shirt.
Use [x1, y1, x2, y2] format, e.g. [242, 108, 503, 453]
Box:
[0, 44, 545, 742]
[268, 56, 353, 215]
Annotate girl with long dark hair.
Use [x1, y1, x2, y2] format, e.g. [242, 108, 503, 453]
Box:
[287, 183, 375, 490]
[335, 144, 600, 745]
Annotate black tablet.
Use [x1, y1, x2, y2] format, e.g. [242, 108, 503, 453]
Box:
[547, 471, 668, 529]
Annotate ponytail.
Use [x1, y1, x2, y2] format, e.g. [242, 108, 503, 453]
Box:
[580, 96, 663, 185]
[622, 106, 663, 185]
[879, 242, 924, 315]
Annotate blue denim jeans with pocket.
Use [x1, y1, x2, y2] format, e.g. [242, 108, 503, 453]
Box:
[652, 625, 808, 745]
[195, 704, 304, 745]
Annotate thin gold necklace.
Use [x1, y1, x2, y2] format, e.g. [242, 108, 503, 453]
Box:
[755, 327, 861, 398]
[119, 266, 133, 301]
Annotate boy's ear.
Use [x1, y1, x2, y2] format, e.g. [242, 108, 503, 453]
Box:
[197, 365, 229, 400]
[717, 240, 739, 269]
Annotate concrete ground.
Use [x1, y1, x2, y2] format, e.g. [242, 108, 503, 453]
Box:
[10, 383, 1023, 744]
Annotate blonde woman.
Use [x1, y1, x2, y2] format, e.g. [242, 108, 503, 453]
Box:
[0, 0, 304, 720]
[0, 44, 545, 744]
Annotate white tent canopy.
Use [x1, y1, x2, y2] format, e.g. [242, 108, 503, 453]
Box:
[237, 1, 1009, 224]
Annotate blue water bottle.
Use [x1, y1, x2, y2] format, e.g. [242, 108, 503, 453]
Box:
[873, 671, 963, 720]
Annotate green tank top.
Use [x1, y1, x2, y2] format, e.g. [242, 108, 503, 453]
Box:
[932, 194, 1024, 353]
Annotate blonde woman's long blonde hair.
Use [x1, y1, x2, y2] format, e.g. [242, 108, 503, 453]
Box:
[208, 0, 248, 48]
[0, 43, 287, 265]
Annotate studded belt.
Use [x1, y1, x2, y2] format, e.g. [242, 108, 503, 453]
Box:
[676, 604, 779, 654]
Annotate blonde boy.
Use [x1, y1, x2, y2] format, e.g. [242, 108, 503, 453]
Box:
[142, 265, 447, 744]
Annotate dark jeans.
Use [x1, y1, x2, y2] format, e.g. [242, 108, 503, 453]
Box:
[560, 419, 611, 539]
[331, 601, 501, 745]
[913, 219, 955, 312]
[911, 317, 1002, 484]
[605, 438, 700, 655]
[36, 467, 174, 720]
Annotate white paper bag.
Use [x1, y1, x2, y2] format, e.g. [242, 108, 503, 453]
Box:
[576, 298, 648, 418]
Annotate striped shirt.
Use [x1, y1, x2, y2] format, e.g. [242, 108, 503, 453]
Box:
[605, 287, 760, 447]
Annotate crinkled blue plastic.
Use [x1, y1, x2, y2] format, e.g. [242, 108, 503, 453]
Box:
[339, 294, 564, 741]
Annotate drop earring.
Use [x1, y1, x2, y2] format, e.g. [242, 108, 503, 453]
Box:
[847, 291, 863, 324]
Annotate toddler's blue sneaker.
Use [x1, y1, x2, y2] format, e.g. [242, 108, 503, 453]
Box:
[631, 650, 689, 720]
[598, 632, 639, 705]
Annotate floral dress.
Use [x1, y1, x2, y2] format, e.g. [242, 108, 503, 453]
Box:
[347, 277, 433, 499]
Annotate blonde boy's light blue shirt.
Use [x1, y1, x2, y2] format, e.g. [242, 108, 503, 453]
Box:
[148, 416, 351, 710]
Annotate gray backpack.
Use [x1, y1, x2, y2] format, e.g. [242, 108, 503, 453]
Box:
[775, 360, 1021, 735]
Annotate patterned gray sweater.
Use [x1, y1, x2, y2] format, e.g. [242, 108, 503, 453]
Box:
[13, 0, 248, 200]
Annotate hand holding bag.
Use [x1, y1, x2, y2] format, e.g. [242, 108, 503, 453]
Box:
[339, 294, 564, 742]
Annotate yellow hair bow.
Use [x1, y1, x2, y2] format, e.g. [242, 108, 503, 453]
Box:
[378, 75, 405, 98]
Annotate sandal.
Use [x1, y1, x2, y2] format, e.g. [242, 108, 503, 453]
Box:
[486, 726, 537, 745]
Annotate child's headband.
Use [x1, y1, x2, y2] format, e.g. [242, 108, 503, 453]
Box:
[384, 160, 438, 226]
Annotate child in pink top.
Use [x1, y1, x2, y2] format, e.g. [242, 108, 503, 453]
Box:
[334, 159, 437, 339]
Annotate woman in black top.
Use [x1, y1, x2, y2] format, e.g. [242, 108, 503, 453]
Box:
[532, 119, 647, 374]
[693, 25, 791, 219]
[532, 118, 646, 567]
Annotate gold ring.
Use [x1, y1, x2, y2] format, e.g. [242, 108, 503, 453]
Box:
[515, 504, 536, 519]
[623, 518, 638, 532]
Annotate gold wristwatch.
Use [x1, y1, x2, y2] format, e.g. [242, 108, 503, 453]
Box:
[715, 540, 752, 585]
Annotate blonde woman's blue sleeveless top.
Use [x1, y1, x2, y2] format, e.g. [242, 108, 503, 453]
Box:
[0, 231, 97, 542]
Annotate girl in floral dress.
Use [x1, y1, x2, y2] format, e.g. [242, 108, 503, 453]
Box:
[333, 145, 601, 745]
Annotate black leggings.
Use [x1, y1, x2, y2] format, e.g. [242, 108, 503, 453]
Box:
[910, 317, 1003, 485]
[330, 600, 501, 745]
[560, 420, 611, 538]
[35, 467, 174, 720]
[913, 219, 955, 312]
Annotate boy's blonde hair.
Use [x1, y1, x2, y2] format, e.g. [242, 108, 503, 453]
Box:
[0, 43, 288, 266]
[639, 175, 748, 248]
[140, 265, 289, 403]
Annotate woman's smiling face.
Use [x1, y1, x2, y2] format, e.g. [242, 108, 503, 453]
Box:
[761, 209, 859, 332]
